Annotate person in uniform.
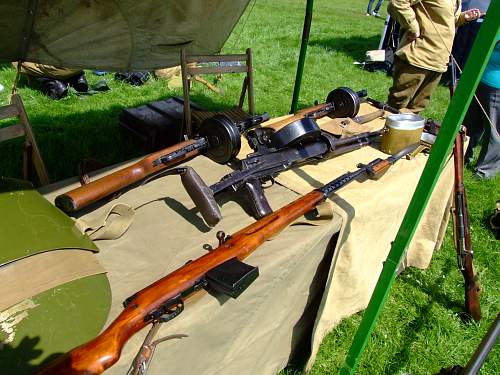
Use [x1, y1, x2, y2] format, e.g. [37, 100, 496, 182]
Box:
[15, 62, 88, 100]
[386, 0, 482, 113]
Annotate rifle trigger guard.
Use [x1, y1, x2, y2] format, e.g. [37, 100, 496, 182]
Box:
[145, 299, 184, 323]
[160, 301, 184, 323]
[261, 176, 275, 188]
[142, 167, 186, 186]
[158, 301, 184, 323]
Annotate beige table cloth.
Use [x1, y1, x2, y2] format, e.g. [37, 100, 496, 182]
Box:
[40, 103, 453, 374]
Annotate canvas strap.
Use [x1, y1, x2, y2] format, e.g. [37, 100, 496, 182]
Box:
[75, 203, 135, 240]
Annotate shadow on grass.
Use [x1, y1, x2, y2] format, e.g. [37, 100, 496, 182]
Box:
[0, 92, 236, 182]
[383, 259, 465, 374]
[309, 35, 381, 61]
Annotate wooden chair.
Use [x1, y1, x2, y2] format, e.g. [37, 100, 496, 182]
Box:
[180, 48, 255, 137]
[0, 94, 50, 185]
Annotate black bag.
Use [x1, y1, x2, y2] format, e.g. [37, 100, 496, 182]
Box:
[115, 71, 151, 86]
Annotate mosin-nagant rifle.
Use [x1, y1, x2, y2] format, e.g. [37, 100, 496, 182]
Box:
[451, 130, 481, 321]
[35, 143, 419, 375]
[369, 82, 481, 320]
[449, 59, 481, 321]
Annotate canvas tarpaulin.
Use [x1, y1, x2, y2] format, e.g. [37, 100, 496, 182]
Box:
[38, 103, 454, 374]
[0, 0, 250, 71]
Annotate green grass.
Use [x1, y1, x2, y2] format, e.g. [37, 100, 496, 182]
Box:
[1, 1, 498, 374]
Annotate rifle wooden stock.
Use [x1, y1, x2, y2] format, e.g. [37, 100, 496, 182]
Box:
[452, 133, 481, 321]
[55, 139, 201, 213]
[35, 190, 325, 375]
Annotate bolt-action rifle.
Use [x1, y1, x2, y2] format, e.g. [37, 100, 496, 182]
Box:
[371, 80, 481, 321]
[449, 59, 481, 321]
[451, 130, 481, 322]
[35, 144, 419, 375]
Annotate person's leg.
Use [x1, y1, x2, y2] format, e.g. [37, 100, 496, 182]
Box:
[374, 0, 385, 14]
[29, 76, 68, 100]
[475, 83, 500, 178]
[367, 0, 375, 14]
[405, 70, 442, 113]
[387, 57, 427, 110]
[463, 87, 484, 164]
[67, 71, 89, 93]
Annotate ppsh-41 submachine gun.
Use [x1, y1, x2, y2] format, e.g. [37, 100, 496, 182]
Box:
[55, 112, 269, 215]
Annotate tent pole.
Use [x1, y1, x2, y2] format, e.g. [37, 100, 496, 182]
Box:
[339, 3, 500, 374]
[290, 0, 314, 113]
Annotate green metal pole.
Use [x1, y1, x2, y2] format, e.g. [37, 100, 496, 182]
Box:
[290, 0, 314, 113]
[339, 4, 500, 375]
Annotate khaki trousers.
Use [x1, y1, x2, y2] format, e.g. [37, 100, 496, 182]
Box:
[16, 62, 82, 80]
[388, 57, 442, 113]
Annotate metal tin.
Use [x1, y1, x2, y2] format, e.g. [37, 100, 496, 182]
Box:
[381, 113, 425, 154]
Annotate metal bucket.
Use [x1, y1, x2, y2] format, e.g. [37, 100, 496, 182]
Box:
[380, 113, 425, 154]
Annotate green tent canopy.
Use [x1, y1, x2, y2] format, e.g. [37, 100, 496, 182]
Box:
[0, 0, 250, 71]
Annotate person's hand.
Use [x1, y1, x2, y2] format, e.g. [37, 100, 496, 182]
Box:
[463, 8, 483, 22]
[406, 30, 420, 42]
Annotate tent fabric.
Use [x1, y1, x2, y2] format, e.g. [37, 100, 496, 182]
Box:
[0, 0, 250, 71]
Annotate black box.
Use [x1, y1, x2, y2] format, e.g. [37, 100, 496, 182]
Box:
[119, 97, 204, 152]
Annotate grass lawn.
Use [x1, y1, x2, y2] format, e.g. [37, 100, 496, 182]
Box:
[0, 1, 498, 374]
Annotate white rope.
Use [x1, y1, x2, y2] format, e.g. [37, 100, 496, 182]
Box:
[228, 0, 258, 51]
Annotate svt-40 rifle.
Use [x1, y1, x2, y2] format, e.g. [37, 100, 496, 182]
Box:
[35, 144, 419, 375]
